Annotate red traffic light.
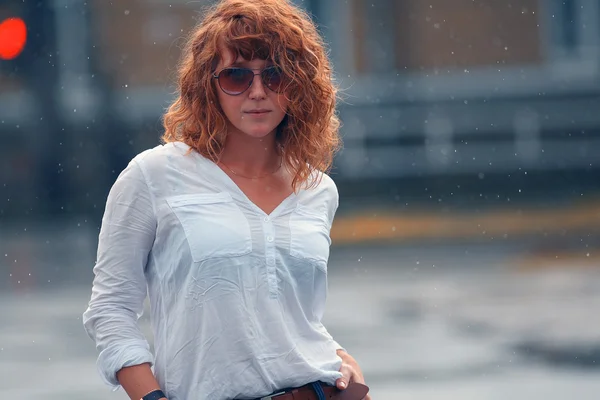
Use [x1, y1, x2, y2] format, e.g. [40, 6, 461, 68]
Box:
[0, 17, 27, 60]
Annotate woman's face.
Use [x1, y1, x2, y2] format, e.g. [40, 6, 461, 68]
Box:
[214, 46, 289, 140]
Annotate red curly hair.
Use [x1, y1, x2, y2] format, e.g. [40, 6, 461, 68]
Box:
[162, 0, 341, 190]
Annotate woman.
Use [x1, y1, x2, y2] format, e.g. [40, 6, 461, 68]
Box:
[83, 1, 370, 399]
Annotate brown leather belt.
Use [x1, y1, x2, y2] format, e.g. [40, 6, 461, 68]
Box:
[255, 381, 369, 400]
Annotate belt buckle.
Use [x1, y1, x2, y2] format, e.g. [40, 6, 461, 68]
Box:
[260, 390, 286, 400]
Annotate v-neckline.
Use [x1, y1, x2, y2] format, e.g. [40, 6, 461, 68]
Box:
[196, 151, 298, 218]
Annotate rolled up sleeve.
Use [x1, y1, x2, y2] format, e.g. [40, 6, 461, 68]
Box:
[82, 159, 156, 388]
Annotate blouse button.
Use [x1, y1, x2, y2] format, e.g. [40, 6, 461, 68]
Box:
[266, 236, 274, 243]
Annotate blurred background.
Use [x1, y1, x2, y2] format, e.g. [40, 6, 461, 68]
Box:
[1, 0, 600, 399]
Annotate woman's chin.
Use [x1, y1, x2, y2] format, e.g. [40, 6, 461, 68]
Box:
[239, 127, 277, 139]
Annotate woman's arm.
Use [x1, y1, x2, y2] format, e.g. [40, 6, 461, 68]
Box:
[117, 363, 166, 400]
[82, 159, 160, 397]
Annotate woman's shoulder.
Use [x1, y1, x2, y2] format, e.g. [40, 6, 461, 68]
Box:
[321, 173, 339, 205]
[303, 169, 340, 223]
[306, 167, 338, 196]
[132, 141, 203, 172]
[299, 168, 339, 214]
[133, 141, 189, 163]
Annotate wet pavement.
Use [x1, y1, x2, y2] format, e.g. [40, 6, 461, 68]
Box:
[2, 237, 600, 399]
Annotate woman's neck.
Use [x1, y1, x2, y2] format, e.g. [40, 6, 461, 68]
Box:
[218, 129, 281, 176]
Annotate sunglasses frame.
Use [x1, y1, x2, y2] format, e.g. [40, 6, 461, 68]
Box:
[212, 66, 286, 96]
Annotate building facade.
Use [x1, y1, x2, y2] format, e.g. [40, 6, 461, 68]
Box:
[1, 0, 599, 215]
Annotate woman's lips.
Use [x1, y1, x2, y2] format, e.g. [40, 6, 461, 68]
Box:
[244, 110, 272, 117]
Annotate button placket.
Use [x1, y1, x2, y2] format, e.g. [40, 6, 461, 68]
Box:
[262, 218, 278, 296]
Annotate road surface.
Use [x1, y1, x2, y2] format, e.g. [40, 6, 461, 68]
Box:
[2, 239, 600, 399]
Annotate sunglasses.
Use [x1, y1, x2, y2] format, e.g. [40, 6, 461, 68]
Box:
[212, 66, 288, 96]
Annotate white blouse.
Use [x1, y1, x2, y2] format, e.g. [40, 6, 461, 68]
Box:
[82, 142, 344, 400]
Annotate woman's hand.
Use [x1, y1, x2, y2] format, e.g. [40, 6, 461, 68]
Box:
[335, 349, 371, 400]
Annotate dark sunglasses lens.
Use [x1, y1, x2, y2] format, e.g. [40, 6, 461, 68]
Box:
[262, 67, 286, 93]
[219, 68, 254, 94]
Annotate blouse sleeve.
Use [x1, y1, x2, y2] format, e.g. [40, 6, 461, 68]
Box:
[323, 176, 346, 352]
[82, 159, 157, 389]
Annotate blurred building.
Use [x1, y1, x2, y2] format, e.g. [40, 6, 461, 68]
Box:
[1, 0, 599, 218]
